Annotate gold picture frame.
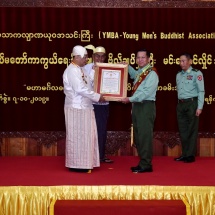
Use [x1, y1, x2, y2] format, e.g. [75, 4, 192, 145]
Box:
[94, 63, 128, 101]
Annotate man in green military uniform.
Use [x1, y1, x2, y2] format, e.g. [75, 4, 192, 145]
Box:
[175, 53, 205, 163]
[121, 49, 159, 173]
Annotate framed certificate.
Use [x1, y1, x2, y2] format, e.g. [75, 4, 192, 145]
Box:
[94, 63, 128, 101]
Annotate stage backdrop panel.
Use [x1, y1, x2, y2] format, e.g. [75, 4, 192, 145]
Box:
[0, 8, 214, 132]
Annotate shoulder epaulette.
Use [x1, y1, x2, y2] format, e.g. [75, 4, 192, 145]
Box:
[148, 68, 153, 72]
[192, 68, 198, 72]
[149, 67, 157, 72]
[150, 67, 158, 76]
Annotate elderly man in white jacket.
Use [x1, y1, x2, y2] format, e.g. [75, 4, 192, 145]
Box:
[63, 45, 105, 173]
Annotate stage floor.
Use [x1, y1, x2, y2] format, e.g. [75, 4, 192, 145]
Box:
[0, 156, 214, 186]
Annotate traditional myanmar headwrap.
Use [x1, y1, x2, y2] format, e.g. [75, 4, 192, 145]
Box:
[72, 45, 87, 58]
[85, 44, 106, 53]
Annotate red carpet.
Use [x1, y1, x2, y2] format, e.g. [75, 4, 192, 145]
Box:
[52, 200, 186, 215]
[0, 156, 214, 186]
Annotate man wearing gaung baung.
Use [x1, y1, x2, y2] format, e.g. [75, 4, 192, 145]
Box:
[84, 44, 113, 164]
[63, 45, 105, 173]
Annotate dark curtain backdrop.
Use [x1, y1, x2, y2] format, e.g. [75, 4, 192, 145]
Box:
[0, 7, 214, 132]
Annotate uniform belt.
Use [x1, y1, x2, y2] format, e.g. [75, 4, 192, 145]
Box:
[133, 100, 155, 104]
[141, 100, 155, 104]
[141, 100, 155, 103]
[178, 97, 197, 103]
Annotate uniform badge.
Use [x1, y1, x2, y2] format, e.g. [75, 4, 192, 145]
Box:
[197, 75, 202, 81]
[187, 75, 193, 80]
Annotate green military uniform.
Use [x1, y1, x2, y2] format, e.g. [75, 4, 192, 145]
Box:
[176, 66, 205, 157]
[128, 64, 159, 169]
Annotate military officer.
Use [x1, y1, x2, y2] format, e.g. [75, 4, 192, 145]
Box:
[121, 49, 159, 173]
[174, 53, 205, 163]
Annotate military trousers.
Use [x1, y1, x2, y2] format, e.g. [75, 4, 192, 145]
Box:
[132, 101, 156, 168]
[177, 98, 199, 157]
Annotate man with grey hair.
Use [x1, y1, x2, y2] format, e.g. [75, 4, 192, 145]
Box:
[84, 45, 113, 163]
[63, 45, 105, 173]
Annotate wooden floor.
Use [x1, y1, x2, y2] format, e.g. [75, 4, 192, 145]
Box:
[1, 137, 215, 157]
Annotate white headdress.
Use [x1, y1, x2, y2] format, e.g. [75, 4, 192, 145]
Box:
[72, 45, 87, 58]
[85, 44, 105, 53]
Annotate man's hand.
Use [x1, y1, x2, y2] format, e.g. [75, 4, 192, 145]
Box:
[121, 97, 130, 104]
[196, 109, 202, 116]
[99, 95, 106, 102]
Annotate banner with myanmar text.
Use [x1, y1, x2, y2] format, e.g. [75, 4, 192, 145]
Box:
[0, 7, 214, 132]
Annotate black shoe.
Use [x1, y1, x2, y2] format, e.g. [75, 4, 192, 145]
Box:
[132, 166, 153, 173]
[100, 158, 114, 163]
[130, 165, 140, 171]
[69, 168, 91, 173]
[184, 156, 195, 163]
[174, 156, 187, 161]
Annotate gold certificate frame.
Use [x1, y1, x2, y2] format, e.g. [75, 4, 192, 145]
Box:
[94, 63, 128, 101]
